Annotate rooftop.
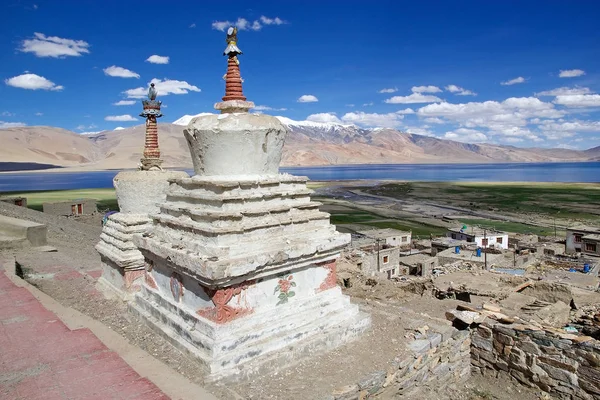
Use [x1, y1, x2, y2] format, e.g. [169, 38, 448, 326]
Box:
[357, 228, 411, 240]
[399, 253, 436, 265]
[448, 227, 506, 236]
[568, 225, 600, 234]
[432, 237, 469, 246]
[582, 234, 600, 242]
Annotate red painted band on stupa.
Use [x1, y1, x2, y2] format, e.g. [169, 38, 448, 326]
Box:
[222, 58, 246, 101]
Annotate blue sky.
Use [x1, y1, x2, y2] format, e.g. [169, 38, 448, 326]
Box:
[1, 1, 599, 149]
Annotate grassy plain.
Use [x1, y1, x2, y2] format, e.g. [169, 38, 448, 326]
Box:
[364, 181, 600, 224]
[5, 181, 598, 238]
[2, 189, 118, 212]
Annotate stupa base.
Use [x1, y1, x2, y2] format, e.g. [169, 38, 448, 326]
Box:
[96, 213, 152, 300]
[130, 282, 370, 381]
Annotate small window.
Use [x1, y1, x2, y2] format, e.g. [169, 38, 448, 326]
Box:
[574, 234, 583, 243]
[77, 204, 83, 214]
[496, 237, 503, 244]
[482, 238, 489, 246]
[383, 255, 389, 264]
[71, 204, 77, 214]
[585, 243, 597, 252]
[451, 233, 457, 239]
[402, 236, 407, 242]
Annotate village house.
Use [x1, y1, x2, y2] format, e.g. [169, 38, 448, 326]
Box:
[42, 199, 97, 216]
[431, 237, 470, 256]
[0, 196, 27, 207]
[357, 228, 412, 248]
[346, 228, 413, 279]
[447, 227, 509, 250]
[566, 225, 600, 255]
[398, 253, 439, 276]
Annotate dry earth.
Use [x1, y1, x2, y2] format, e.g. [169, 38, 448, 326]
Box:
[0, 201, 581, 399]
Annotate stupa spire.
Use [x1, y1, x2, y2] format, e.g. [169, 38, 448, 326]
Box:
[139, 83, 163, 170]
[214, 26, 254, 114]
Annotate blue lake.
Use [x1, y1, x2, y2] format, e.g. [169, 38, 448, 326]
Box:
[0, 162, 598, 192]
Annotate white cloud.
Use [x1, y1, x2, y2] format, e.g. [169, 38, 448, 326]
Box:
[553, 94, 600, 108]
[0, 121, 27, 129]
[1, 111, 14, 117]
[411, 85, 442, 93]
[444, 128, 488, 143]
[146, 55, 169, 64]
[189, 23, 196, 28]
[445, 84, 476, 96]
[559, 69, 585, 78]
[384, 93, 442, 104]
[125, 78, 200, 98]
[253, 105, 287, 111]
[539, 120, 600, 135]
[212, 21, 230, 31]
[76, 124, 98, 131]
[19, 32, 90, 58]
[363, 102, 374, 106]
[340, 111, 404, 128]
[113, 100, 136, 106]
[535, 87, 592, 97]
[424, 117, 445, 124]
[307, 112, 342, 124]
[260, 16, 285, 25]
[378, 87, 398, 93]
[297, 94, 318, 103]
[396, 108, 415, 114]
[105, 115, 138, 122]
[35, 112, 43, 116]
[103, 65, 140, 79]
[501, 77, 526, 86]
[114, 127, 125, 131]
[417, 97, 563, 142]
[5, 73, 63, 91]
[212, 17, 276, 32]
[405, 127, 435, 136]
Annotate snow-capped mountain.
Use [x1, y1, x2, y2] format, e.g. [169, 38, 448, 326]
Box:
[172, 113, 214, 126]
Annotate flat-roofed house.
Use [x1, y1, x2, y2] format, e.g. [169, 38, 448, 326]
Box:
[566, 225, 600, 254]
[447, 227, 509, 250]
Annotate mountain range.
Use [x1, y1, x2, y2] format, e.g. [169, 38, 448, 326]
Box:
[1, 114, 599, 170]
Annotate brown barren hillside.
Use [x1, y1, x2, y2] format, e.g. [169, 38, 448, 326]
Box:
[0, 120, 593, 170]
[1, 126, 102, 166]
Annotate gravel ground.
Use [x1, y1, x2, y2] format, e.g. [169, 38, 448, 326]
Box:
[0, 202, 552, 399]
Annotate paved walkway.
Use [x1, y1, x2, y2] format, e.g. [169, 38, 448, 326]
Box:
[0, 270, 168, 400]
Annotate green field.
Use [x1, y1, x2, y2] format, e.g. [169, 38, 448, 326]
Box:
[365, 181, 600, 224]
[457, 218, 556, 236]
[2, 189, 118, 212]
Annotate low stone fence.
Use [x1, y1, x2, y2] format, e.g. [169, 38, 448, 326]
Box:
[331, 327, 471, 399]
[471, 321, 600, 400]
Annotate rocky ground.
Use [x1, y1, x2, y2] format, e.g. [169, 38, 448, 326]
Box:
[1, 201, 593, 399]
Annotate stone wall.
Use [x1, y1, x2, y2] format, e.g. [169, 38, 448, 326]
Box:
[471, 321, 600, 400]
[331, 328, 471, 399]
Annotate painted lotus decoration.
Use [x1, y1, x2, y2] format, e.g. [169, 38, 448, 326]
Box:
[274, 275, 296, 305]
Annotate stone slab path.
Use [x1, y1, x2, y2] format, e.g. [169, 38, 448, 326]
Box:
[0, 270, 168, 400]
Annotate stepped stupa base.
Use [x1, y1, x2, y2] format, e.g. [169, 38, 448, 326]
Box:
[96, 170, 188, 299]
[129, 266, 369, 381]
[96, 213, 151, 299]
[129, 170, 371, 380]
